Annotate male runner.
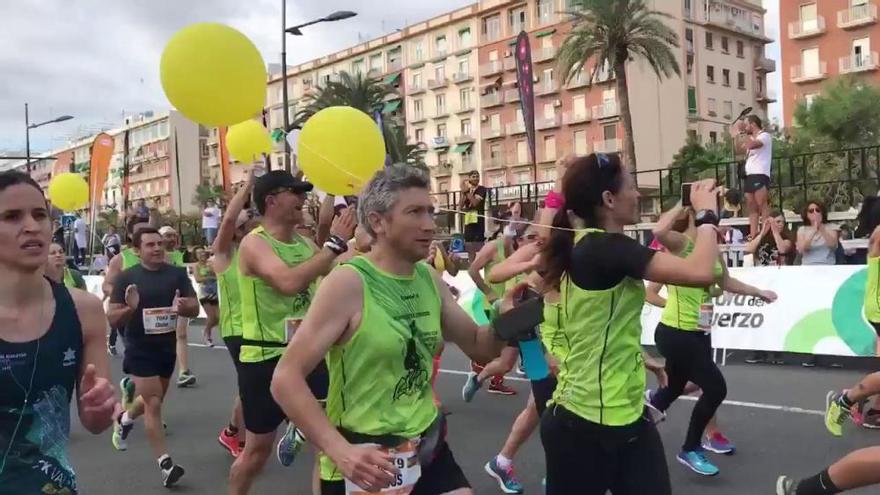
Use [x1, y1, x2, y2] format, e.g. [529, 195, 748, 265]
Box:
[107, 227, 200, 487]
[0, 171, 116, 494]
[228, 170, 355, 495]
[213, 171, 256, 458]
[157, 226, 197, 388]
[270, 164, 525, 495]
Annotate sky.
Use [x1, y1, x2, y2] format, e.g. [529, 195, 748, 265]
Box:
[0, 0, 782, 156]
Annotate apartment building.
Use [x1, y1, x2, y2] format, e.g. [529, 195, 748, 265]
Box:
[780, 0, 879, 126]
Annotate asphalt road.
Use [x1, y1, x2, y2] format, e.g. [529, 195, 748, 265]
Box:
[68, 326, 880, 494]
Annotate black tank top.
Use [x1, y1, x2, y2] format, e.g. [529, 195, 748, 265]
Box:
[0, 279, 83, 494]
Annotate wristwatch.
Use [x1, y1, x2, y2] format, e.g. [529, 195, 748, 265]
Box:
[694, 209, 720, 227]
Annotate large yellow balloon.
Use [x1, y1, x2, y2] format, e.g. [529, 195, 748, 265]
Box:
[48, 173, 89, 211]
[298, 106, 386, 196]
[160, 23, 266, 126]
[226, 120, 272, 163]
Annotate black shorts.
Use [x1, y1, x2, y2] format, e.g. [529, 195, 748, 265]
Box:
[743, 174, 770, 194]
[463, 222, 485, 242]
[123, 343, 177, 379]
[320, 440, 469, 495]
[200, 294, 218, 306]
[224, 336, 243, 369]
[239, 357, 330, 434]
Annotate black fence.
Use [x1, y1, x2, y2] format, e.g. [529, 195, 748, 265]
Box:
[431, 145, 880, 234]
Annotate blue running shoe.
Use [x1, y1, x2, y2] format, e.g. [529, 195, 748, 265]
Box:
[703, 432, 736, 455]
[676, 450, 719, 476]
[484, 457, 523, 494]
[462, 372, 482, 403]
[277, 422, 306, 467]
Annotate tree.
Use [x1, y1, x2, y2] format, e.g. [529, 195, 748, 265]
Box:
[384, 124, 426, 165]
[558, 0, 680, 170]
[292, 71, 397, 128]
[792, 76, 880, 148]
[193, 183, 225, 208]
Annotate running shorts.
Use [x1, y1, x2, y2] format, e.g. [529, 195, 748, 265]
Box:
[239, 357, 330, 435]
[123, 344, 176, 379]
[320, 440, 470, 495]
[743, 174, 770, 194]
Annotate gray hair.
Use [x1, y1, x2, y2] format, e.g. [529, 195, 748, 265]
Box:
[357, 163, 430, 238]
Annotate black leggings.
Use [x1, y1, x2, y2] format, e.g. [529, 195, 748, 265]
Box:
[651, 322, 727, 452]
[531, 375, 557, 416]
[541, 405, 671, 495]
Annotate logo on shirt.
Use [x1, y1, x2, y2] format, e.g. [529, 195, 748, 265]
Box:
[392, 320, 429, 401]
[62, 348, 76, 367]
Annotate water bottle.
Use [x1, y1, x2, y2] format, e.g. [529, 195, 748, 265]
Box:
[518, 330, 550, 381]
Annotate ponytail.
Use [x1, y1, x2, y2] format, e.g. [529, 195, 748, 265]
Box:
[542, 208, 574, 288]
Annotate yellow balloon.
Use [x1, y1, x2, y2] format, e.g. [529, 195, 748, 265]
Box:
[226, 120, 272, 163]
[298, 106, 386, 196]
[48, 173, 89, 211]
[160, 23, 266, 126]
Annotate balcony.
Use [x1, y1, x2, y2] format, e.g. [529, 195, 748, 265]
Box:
[504, 57, 517, 72]
[755, 56, 776, 73]
[430, 136, 450, 149]
[756, 88, 777, 103]
[790, 62, 828, 83]
[706, 9, 771, 42]
[788, 17, 826, 39]
[387, 59, 403, 73]
[481, 92, 504, 108]
[455, 103, 474, 114]
[512, 154, 532, 166]
[454, 134, 475, 144]
[840, 52, 880, 73]
[480, 60, 504, 76]
[838, 3, 878, 29]
[431, 49, 449, 62]
[506, 121, 526, 135]
[536, 115, 562, 130]
[563, 110, 592, 125]
[593, 68, 615, 84]
[428, 77, 448, 90]
[533, 47, 556, 63]
[536, 81, 560, 96]
[505, 89, 520, 102]
[594, 138, 622, 153]
[565, 73, 590, 89]
[409, 82, 426, 95]
[452, 72, 473, 84]
[593, 101, 620, 119]
[430, 161, 453, 177]
[460, 157, 478, 173]
[432, 108, 449, 119]
[410, 113, 427, 124]
[484, 156, 506, 170]
[483, 126, 505, 139]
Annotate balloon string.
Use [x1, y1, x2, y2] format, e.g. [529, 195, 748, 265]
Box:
[434, 206, 581, 232]
[297, 142, 368, 186]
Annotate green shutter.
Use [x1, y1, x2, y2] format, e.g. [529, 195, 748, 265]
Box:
[687, 86, 697, 114]
[382, 100, 402, 114]
[383, 73, 401, 85]
[535, 28, 557, 38]
[452, 143, 473, 153]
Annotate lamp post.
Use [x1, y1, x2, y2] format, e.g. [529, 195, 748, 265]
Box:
[281, 7, 357, 172]
[25, 103, 73, 173]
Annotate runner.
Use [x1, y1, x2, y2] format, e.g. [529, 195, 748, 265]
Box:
[103, 230, 144, 357]
[46, 241, 87, 289]
[157, 226, 197, 388]
[539, 154, 722, 495]
[213, 171, 256, 459]
[0, 171, 116, 494]
[228, 170, 355, 495]
[107, 226, 200, 487]
[645, 205, 777, 476]
[269, 163, 530, 495]
[193, 248, 218, 347]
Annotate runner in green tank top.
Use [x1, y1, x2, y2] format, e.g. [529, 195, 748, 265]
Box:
[270, 164, 529, 495]
[229, 170, 355, 495]
[645, 205, 776, 477]
[540, 154, 724, 495]
[158, 226, 196, 388]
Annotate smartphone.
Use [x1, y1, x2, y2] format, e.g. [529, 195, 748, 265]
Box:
[681, 183, 693, 207]
[517, 287, 542, 305]
[493, 298, 544, 341]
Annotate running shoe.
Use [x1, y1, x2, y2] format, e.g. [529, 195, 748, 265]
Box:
[177, 370, 197, 388]
[702, 431, 736, 455]
[825, 390, 849, 437]
[487, 381, 516, 396]
[218, 428, 242, 458]
[643, 389, 666, 424]
[861, 408, 880, 429]
[775, 475, 797, 495]
[462, 372, 482, 402]
[484, 458, 524, 494]
[744, 353, 764, 364]
[161, 462, 185, 487]
[849, 397, 865, 427]
[276, 422, 306, 467]
[676, 450, 719, 476]
[111, 415, 133, 451]
[120, 376, 136, 411]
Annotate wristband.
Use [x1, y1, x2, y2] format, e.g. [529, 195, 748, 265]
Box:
[545, 191, 565, 209]
[323, 235, 348, 255]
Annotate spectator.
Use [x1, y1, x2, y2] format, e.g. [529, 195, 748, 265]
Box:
[737, 115, 772, 240]
[202, 199, 221, 245]
[797, 201, 839, 266]
[720, 188, 742, 219]
[102, 225, 121, 259]
[459, 171, 488, 260]
[128, 199, 150, 225]
[73, 212, 88, 266]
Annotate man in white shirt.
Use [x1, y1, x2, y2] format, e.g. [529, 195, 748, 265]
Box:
[739, 115, 772, 240]
[73, 213, 88, 266]
[202, 200, 221, 245]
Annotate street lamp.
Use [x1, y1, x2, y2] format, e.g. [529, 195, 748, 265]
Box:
[25, 102, 73, 173]
[280, 6, 357, 172]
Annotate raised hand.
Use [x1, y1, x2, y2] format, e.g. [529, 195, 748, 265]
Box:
[79, 363, 116, 428]
[330, 207, 357, 241]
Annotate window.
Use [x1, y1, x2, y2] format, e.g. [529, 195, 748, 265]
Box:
[687, 86, 697, 114]
[800, 3, 818, 31]
[437, 123, 447, 138]
[413, 99, 423, 119]
[543, 102, 555, 119]
[853, 37, 871, 67]
[542, 168, 557, 182]
[434, 64, 446, 81]
[352, 59, 365, 75]
[543, 68, 554, 89]
[603, 124, 617, 140]
[461, 118, 472, 136]
[687, 129, 698, 141]
[722, 68, 730, 86]
[509, 7, 527, 33]
[801, 47, 820, 76]
[415, 128, 425, 143]
[687, 53, 694, 74]
[412, 72, 422, 88]
[458, 28, 472, 48]
[537, 0, 553, 24]
[438, 180, 450, 193]
[435, 94, 446, 114]
[736, 40, 744, 57]
[573, 95, 586, 117]
[721, 36, 729, 53]
[804, 92, 819, 108]
[738, 71, 746, 89]
[414, 40, 424, 62]
[436, 36, 448, 55]
[709, 131, 718, 143]
[516, 140, 528, 163]
[544, 135, 556, 161]
[705, 32, 713, 50]
[369, 54, 382, 72]
[482, 14, 501, 41]
[438, 151, 448, 165]
[490, 143, 502, 158]
[490, 113, 501, 131]
[707, 65, 715, 83]
[460, 88, 471, 109]
[707, 97, 717, 116]
[515, 170, 531, 184]
[685, 28, 694, 53]
[722, 100, 732, 119]
[458, 58, 469, 75]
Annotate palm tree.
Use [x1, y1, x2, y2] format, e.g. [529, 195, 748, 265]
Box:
[292, 71, 397, 128]
[557, 0, 680, 170]
[384, 124, 427, 165]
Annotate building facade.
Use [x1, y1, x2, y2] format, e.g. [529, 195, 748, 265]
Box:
[780, 0, 879, 127]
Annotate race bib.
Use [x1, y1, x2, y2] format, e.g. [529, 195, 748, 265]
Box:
[344, 440, 421, 495]
[143, 307, 178, 335]
[285, 319, 302, 343]
[698, 303, 714, 333]
[464, 211, 478, 225]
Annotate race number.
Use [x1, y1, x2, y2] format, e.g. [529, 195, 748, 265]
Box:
[698, 303, 714, 333]
[344, 439, 421, 495]
[143, 307, 178, 335]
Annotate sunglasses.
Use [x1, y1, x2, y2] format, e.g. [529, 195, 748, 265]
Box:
[808, 208, 821, 213]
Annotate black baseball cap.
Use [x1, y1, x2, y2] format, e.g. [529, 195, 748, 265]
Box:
[253, 170, 313, 214]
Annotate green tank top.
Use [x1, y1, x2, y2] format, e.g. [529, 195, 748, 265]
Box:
[62, 267, 85, 290]
[660, 239, 724, 331]
[218, 249, 243, 338]
[320, 256, 441, 481]
[866, 256, 880, 323]
[484, 239, 507, 298]
[540, 299, 568, 361]
[121, 247, 140, 269]
[239, 226, 317, 362]
[168, 250, 185, 267]
[550, 229, 648, 427]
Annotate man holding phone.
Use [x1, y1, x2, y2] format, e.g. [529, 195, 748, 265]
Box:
[735, 115, 773, 240]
